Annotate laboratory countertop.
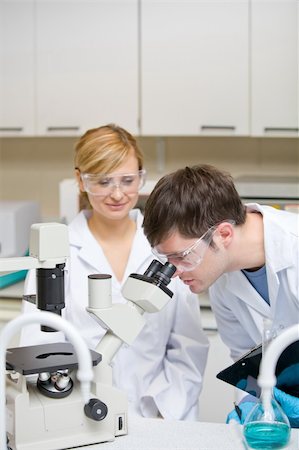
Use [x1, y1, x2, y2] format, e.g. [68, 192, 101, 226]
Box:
[73, 416, 299, 450]
[0, 281, 24, 299]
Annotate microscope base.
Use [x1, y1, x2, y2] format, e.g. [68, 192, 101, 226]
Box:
[6, 372, 128, 450]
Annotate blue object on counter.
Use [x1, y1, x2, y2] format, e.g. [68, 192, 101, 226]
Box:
[0, 249, 29, 289]
[0, 269, 27, 289]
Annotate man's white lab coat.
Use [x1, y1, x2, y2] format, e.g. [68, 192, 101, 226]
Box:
[210, 203, 299, 362]
[21, 209, 209, 420]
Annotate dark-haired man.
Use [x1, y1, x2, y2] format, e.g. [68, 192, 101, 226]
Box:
[143, 165, 299, 426]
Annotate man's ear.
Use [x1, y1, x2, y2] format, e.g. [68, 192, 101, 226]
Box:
[216, 221, 234, 248]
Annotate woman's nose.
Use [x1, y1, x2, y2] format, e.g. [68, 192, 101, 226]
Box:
[110, 185, 124, 200]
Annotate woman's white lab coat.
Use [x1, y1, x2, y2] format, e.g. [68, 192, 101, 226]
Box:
[21, 209, 209, 420]
[209, 203, 299, 362]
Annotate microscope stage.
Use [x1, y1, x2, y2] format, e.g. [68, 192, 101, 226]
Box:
[6, 342, 102, 375]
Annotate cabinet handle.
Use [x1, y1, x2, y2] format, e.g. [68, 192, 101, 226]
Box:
[0, 127, 23, 132]
[47, 126, 80, 132]
[201, 125, 236, 131]
[203, 326, 218, 332]
[264, 127, 299, 133]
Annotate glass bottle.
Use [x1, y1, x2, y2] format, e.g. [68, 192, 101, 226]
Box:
[243, 319, 290, 449]
[243, 394, 291, 449]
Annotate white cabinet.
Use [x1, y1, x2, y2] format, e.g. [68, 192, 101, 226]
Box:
[251, 0, 299, 137]
[35, 0, 139, 136]
[1, 1, 297, 138]
[0, 0, 35, 136]
[141, 0, 249, 136]
[199, 302, 236, 423]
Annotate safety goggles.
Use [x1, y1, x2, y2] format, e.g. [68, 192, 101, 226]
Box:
[80, 169, 146, 197]
[152, 222, 234, 272]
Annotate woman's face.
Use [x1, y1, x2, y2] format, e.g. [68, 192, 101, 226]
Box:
[80, 149, 141, 222]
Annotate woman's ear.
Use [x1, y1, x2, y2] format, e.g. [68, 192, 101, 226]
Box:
[75, 168, 85, 192]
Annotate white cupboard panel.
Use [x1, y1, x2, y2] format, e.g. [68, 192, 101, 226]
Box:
[36, 0, 139, 136]
[251, 0, 299, 137]
[141, 0, 249, 136]
[0, 0, 35, 136]
[199, 306, 236, 423]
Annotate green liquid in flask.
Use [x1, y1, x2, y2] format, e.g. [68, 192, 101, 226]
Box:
[244, 422, 290, 449]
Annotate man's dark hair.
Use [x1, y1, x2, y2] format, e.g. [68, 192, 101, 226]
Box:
[143, 165, 246, 246]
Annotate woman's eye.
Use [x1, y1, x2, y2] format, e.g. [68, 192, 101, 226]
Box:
[98, 178, 111, 187]
[121, 176, 135, 186]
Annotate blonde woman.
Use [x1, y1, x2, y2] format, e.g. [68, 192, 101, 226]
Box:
[20, 124, 209, 420]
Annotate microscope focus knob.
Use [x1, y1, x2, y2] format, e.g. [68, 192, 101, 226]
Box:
[84, 398, 108, 421]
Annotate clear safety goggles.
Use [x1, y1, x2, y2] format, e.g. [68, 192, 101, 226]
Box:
[80, 169, 146, 197]
[152, 221, 234, 272]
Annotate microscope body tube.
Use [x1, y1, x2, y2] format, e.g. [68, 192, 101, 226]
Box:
[0, 311, 94, 450]
[37, 263, 66, 332]
[88, 274, 122, 365]
[88, 274, 112, 309]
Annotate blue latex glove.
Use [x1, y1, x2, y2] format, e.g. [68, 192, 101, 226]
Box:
[226, 401, 256, 424]
[274, 387, 299, 428]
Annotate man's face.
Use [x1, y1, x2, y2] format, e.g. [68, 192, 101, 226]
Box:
[154, 229, 228, 294]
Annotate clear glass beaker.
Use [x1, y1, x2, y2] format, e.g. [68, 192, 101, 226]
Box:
[243, 394, 291, 449]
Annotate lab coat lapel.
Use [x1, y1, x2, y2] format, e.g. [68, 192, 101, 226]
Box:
[225, 271, 270, 316]
[79, 238, 111, 274]
[122, 210, 152, 283]
[263, 213, 293, 310]
[70, 210, 112, 274]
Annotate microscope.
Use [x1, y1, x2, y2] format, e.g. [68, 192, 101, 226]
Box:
[0, 223, 175, 450]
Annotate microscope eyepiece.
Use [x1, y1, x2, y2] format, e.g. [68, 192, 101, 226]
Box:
[144, 260, 176, 287]
[153, 262, 176, 287]
[143, 260, 163, 278]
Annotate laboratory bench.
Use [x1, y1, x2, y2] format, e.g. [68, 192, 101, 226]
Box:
[0, 281, 23, 347]
[0, 281, 23, 321]
[68, 415, 299, 450]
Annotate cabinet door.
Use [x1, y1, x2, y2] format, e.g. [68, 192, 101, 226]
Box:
[36, 0, 139, 136]
[141, 0, 249, 136]
[0, 0, 35, 136]
[199, 305, 236, 423]
[251, 0, 299, 137]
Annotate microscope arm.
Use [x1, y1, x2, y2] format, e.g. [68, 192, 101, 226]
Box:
[0, 257, 39, 274]
[0, 222, 69, 275]
[87, 262, 175, 371]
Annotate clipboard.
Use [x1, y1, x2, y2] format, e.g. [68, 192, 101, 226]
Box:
[216, 340, 299, 398]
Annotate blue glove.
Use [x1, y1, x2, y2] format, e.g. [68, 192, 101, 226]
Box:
[226, 401, 256, 424]
[274, 387, 299, 428]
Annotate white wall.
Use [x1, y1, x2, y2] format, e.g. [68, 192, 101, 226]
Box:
[0, 136, 298, 220]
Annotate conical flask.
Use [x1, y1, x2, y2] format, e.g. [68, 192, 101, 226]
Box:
[243, 392, 291, 449]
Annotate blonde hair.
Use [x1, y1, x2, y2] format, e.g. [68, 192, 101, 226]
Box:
[75, 124, 143, 209]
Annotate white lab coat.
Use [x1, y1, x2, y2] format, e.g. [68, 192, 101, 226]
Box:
[209, 203, 299, 362]
[20, 209, 209, 420]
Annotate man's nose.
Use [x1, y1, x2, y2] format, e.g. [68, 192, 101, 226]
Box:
[172, 268, 183, 278]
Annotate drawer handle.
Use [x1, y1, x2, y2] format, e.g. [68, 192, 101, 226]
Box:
[203, 326, 218, 332]
[264, 127, 299, 133]
[0, 127, 23, 132]
[47, 126, 80, 132]
[201, 125, 236, 131]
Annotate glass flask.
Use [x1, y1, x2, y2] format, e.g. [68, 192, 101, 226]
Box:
[243, 394, 291, 449]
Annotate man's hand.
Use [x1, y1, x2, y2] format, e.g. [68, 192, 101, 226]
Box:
[226, 401, 256, 424]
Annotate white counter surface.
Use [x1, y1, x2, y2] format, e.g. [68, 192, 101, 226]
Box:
[0, 280, 24, 299]
[76, 416, 299, 450]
